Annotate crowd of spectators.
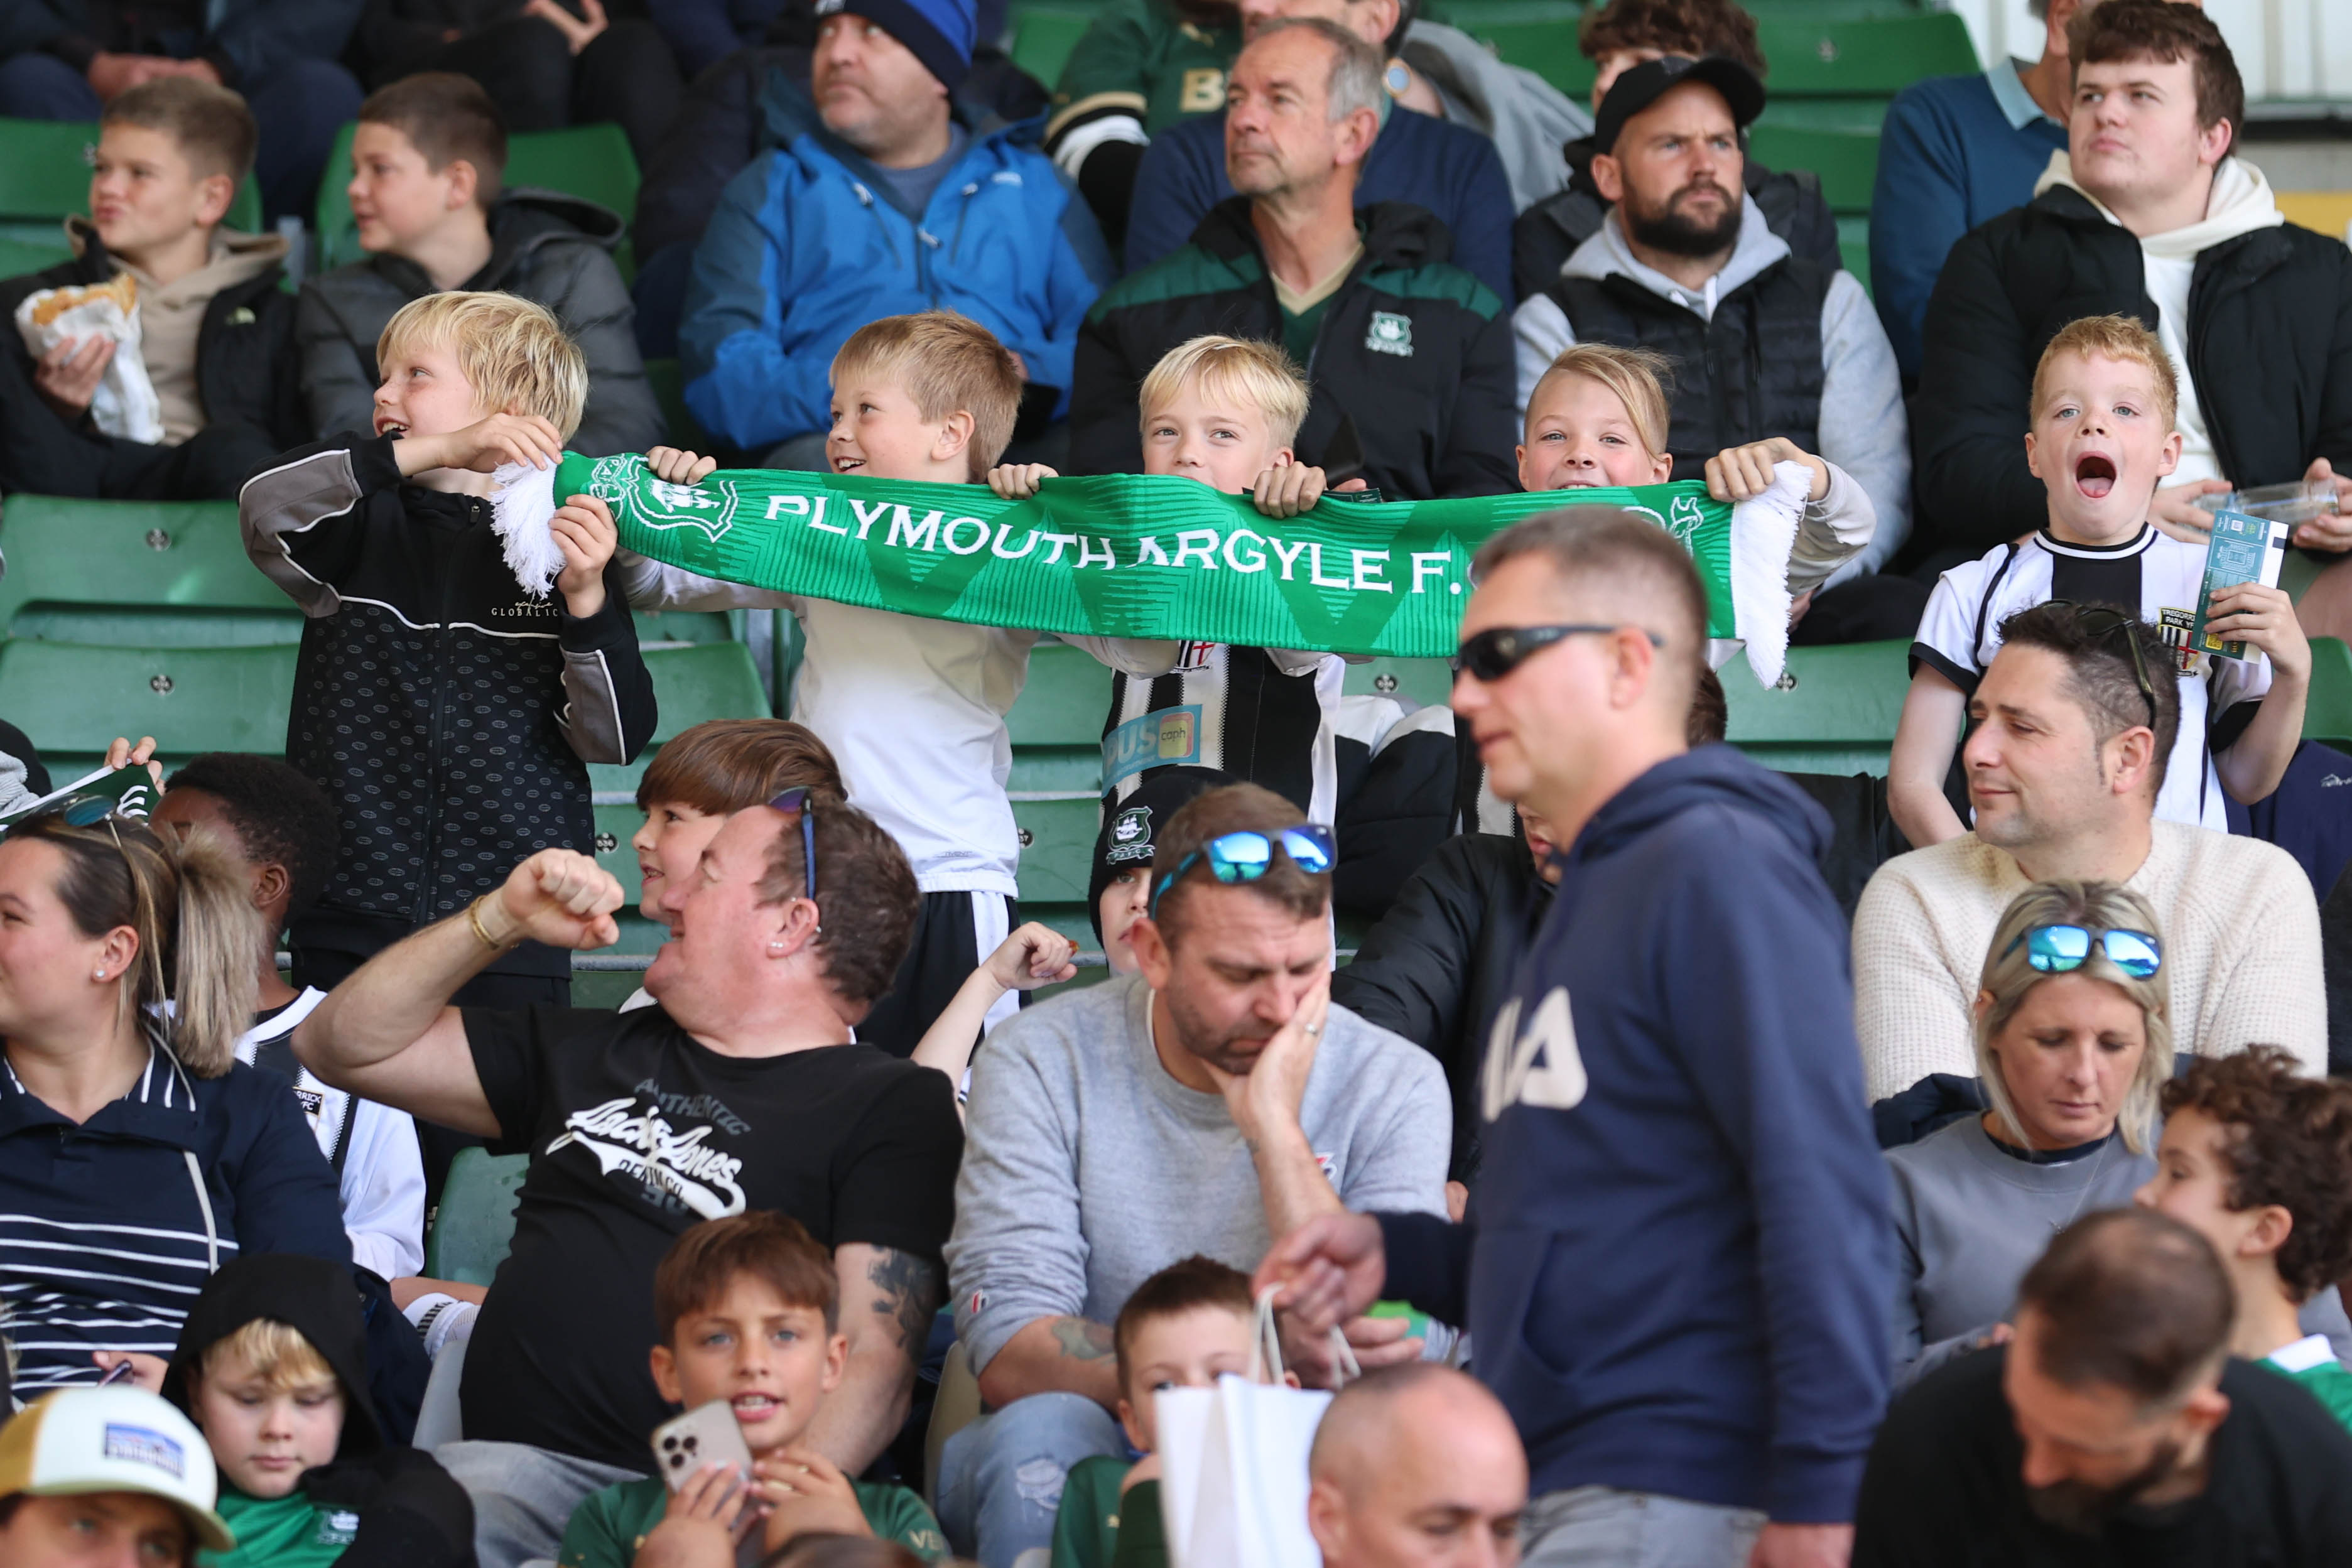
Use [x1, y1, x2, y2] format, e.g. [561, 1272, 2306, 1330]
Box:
[5, 0, 2352, 1565]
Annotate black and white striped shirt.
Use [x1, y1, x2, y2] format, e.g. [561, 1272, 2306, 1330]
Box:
[0, 1033, 349, 1400]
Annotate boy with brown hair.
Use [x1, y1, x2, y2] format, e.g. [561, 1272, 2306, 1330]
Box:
[556, 1213, 947, 1567]
[1049, 1255, 1278, 1568]
[244, 289, 656, 1007]
[0, 75, 308, 499]
[1510, 0, 1841, 298]
[296, 71, 661, 456]
[2137, 1047, 2352, 1433]
[623, 310, 1164, 1053]
[1890, 313, 2308, 845]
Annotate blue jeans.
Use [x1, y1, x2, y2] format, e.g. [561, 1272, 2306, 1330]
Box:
[936, 1392, 1125, 1568]
[1519, 1486, 1768, 1567]
[0, 51, 360, 222]
[435, 1438, 643, 1568]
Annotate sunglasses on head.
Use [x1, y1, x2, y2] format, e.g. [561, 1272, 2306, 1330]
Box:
[1149, 824, 1337, 919]
[1456, 624, 1665, 683]
[766, 787, 818, 904]
[2004, 922, 2163, 980]
[2042, 600, 2158, 731]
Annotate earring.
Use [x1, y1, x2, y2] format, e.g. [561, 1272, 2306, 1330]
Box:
[92, 970, 106, 982]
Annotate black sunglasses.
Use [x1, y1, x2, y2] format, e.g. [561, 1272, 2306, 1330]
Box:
[2044, 601, 2157, 731]
[766, 787, 818, 904]
[1456, 624, 1665, 683]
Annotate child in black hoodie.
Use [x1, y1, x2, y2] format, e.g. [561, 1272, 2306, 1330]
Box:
[164, 1256, 472, 1568]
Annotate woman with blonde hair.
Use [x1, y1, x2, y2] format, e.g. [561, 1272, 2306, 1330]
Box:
[1885, 879, 2172, 1387]
[0, 804, 349, 1398]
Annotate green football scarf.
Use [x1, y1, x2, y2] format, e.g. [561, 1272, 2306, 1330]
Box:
[497, 454, 1809, 679]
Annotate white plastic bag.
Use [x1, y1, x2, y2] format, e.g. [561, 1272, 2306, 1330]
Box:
[1157, 1288, 1359, 1568]
[13, 276, 163, 444]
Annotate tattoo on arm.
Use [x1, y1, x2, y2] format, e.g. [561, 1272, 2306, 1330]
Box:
[865, 1248, 943, 1353]
[1050, 1317, 1115, 1361]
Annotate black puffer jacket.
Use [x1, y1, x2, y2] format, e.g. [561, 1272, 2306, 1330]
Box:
[1073, 198, 1518, 499]
[295, 190, 663, 456]
[0, 220, 308, 451]
[1910, 183, 2352, 575]
[1330, 831, 1551, 1184]
[1510, 136, 1842, 303]
[242, 433, 657, 978]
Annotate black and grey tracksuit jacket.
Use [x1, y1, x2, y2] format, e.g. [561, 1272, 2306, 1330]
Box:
[242, 433, 657, 978]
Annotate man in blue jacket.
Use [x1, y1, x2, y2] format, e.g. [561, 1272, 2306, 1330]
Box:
[678, 0, 1114, 465]
[0, 0, 364, 223]
[1260, 507, 1895, 1568]
[1865, 0, 2079, 382]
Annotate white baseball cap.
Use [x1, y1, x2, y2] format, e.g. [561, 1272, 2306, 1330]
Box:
[0, 1386, 234, 1551]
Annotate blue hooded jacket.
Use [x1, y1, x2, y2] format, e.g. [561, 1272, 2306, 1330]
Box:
[1380, 744, 1895, 1522]
[679, 84, 1115, 453]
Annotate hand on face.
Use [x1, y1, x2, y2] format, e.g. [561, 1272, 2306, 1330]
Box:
[1204, 973, 1328, 1149]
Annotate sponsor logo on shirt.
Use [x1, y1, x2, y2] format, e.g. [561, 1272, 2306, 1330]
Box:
[102, 1424, 184, 1478]
[1103, 705, 1203, 788]
[2157, 607, 2205, 675]
[1179, 67, 1225, 111]
[546, 1092, 749, 1219]
[1481, 987, 1588, 1120]
[1365, 311, 1414, 357]
[293, 1086, 323, 1120]
[317, 1510, 360, 1545]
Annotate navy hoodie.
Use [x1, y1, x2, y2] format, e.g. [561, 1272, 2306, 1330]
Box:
[1380, 744, 1895, 1522]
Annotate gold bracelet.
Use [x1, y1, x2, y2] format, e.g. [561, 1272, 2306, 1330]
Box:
[466, 894, 515, 951]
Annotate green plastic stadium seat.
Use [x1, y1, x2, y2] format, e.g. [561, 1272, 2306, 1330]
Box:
[1007, 637, 1114, 794]
[0, 235, 72, 279]
[1836, 215, 1870, 292]
[1746, 123, 1879, 213]
[0, 640, 296, 775]
[317, 122, 642, 273]
[1754, 13, 1976, 99]
[423, 1148, 529, 1285]
[0, 495, 300, 646]
[1443, 2, 1590, 99]
[0, 118, 260, 254]
[2302, 639, 2352, 752]
[1720, 638, 1909, 776]
[1009, 8, 1096, 89]
[1343, 657, 1453, 709]
[1015, 796, 1098, 904]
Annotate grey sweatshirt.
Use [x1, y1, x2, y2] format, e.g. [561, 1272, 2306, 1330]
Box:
[1887, 1116, 2352, 1387]
[947, 971, 1451, 1374]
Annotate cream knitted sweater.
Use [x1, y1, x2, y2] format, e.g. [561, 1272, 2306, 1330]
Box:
[1853, 823, 2324, 1103]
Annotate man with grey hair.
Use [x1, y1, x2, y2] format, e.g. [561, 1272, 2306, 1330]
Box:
[1261, 507, 1896, 1567]
[1070, 14, 1517, 500]
[1308, 1364, 1529, 1567]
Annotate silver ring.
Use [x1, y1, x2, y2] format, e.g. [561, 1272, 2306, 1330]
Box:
[1303, 1022, 1321, 1035]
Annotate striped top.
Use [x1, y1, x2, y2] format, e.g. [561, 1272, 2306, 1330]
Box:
[0, 1032, 349, 1401]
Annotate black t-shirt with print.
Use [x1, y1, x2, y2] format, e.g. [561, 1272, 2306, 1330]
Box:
[1853, 1350, 2352, 1567]
[455, 1005, 963, 1470]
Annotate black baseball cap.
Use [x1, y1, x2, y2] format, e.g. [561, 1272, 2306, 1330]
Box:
[1593, 55, 1767, 155]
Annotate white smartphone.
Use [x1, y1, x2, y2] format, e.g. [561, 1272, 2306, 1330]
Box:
[650, 1399, 756, 1493]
